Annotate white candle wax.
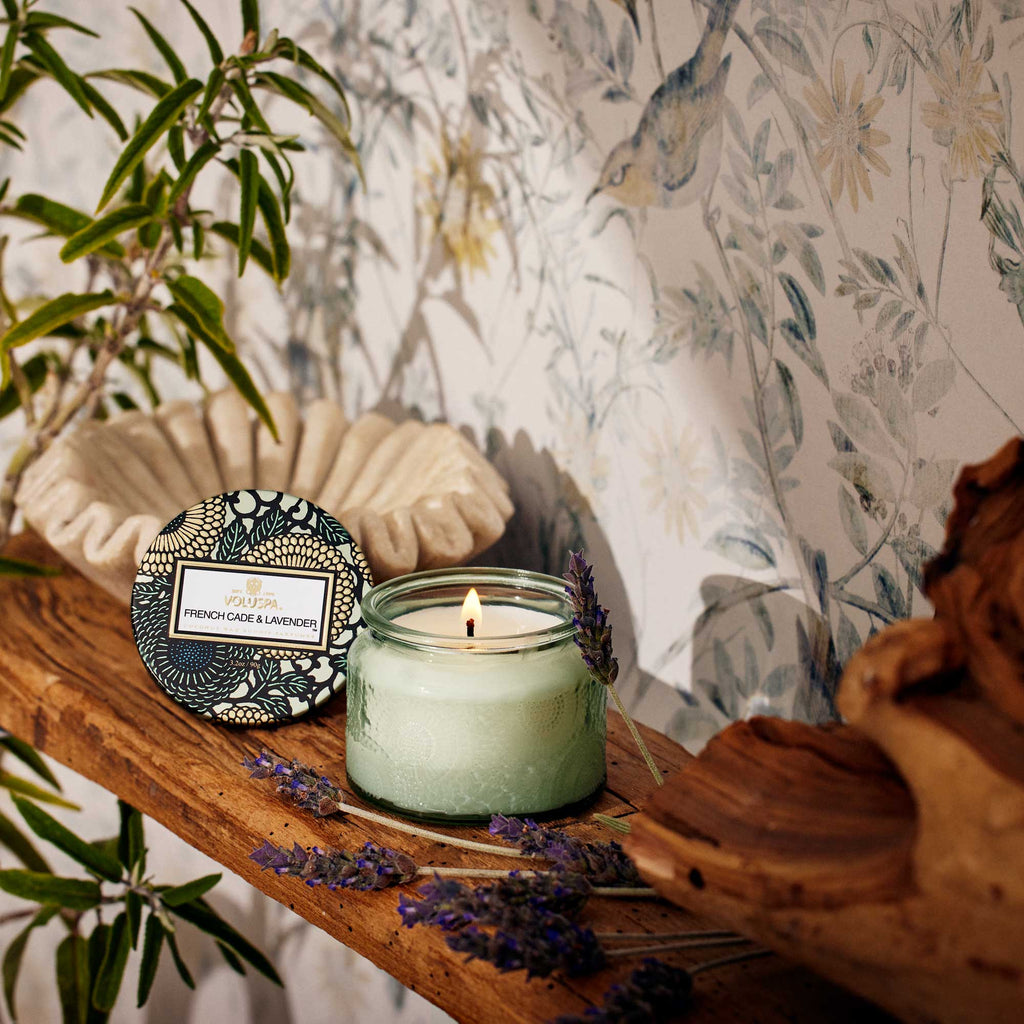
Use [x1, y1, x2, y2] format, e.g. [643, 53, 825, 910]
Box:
[393, 604, 558, 637]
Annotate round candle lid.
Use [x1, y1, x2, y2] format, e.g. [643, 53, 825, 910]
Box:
[131, 489, 372, 726]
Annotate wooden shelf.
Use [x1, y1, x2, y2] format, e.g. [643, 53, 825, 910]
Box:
[0, 535, 891, 1023]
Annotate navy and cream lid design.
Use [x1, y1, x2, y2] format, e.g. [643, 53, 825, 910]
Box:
[131, 489, 372, 726]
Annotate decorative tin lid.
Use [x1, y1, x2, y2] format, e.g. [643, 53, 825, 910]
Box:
[131, 489, 372, 726]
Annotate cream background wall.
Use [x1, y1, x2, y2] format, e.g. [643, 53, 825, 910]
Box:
[2, 0, 1023, 1020]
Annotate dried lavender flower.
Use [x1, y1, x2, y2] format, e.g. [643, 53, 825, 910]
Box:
[243, 750, 343, 818]
[552, 958, 693, 1023]
[250, 839, 417, 891]
[448, 914, 606, 979]
[564, 551, 618, 687]
[398, 871, 594, 932]
[563, 551, 664, 787]
[489, 815, 643, 888]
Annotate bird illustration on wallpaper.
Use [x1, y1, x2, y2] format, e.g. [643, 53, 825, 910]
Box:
[589, 0, 739, 207]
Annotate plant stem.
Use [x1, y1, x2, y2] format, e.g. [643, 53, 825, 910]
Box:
[607, 935, 751, 958]
[596, 929, 739, 941]
[688, 947, 773, 975]
[336, 801, 526, 858]
[607, 681, 663, 787]
[411, 866, 658, 897]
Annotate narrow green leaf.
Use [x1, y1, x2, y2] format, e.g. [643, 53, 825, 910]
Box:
[241, 0, 259, 40]
[78, 80, 128, 140]
[9, 194, 106, 243]
[165, 275, 232, 351]
[116, 800, 145, 873]
[0, 809, 51, 872]
[164, 930, 194, 989]
[0, 26, 17, 105]
[179, 0, 223, 65]
[96, 76, 202, 211]
[4, 906, 59, 1021]
[0, 291, 114, 353]
[85, 924, 111, 1024]
[255, 172, 289, 280]
[0, 554, 61, 577]
[60, 204, 153, 263]
[0, 870, 102, 910]
[173, 313, 277, 440]
[129, 8, 186, 84]
[161, 873, 221, 907]
[0, 0, 16, 21]
[55, 934, 90, 1024]
[0, 736, 60, 790]
[169, 898, 281, 985]
[166, 138, 218, 205]
[13, 797, 123, 882]
[229, 74, 271, 135]
[167, 124, 185, 170]
[0, 66, 41, 116]
[191, 219, 203, 260]
[125, 890, 143, 948]
[216, 941, 246, 975]
[195, 65, 224, 126]
[208, 221, 275, 278]
[23, 33, 92, 117]
[23, 13, 100, 38]
[136, 915, 163, 1007]
[86, 68, 170, 99]
[272, 38, 350, 119]
[0, 772, 79, 808]
[91, 913, 130, 1013]
[237, 149, 257, 276]
[259, 148, 292, 221]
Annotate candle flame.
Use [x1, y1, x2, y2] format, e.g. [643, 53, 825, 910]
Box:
[461, 587, 482, 630]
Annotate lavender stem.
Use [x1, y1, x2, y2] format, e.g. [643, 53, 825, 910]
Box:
[607, 936, 752, 958]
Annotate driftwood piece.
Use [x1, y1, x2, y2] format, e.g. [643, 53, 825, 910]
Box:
[626, 438, 1024, 1023]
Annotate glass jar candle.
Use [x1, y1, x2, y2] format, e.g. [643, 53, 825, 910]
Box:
[345, 567, 607, 822]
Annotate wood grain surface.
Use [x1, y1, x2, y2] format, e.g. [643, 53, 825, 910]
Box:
[0, 534, 889, 1023]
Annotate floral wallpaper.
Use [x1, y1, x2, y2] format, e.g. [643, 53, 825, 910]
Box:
[2, 0, 1024, 1021]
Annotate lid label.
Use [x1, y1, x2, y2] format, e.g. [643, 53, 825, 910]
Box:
[169, 560, 335, 650]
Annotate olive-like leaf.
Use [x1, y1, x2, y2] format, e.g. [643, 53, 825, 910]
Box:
[23, 32, 92, 116]
[0, 291, 114, 374]
[237, 148, 258, 275]
[167, 138, 219, 205]
[23, 13, 99, 38]
[96, 76, 202, 211]
[86, 68, 170, 99]
[0, 736, 60, 790]
[4, 906, 59, 1020]
[241, 0, 259, 40]
[0, 26, 17, 105]
[0, 772, 79, 809]
[168, 898, 281, 985]
[12, 797, 123, 882]
[55, 933, 90, 1024]
[161, 873, 221, 907]
[60, 204, 153, 263]
[0, 809, 51, 873]
[125, 890, 143, 949]
[136, 915, 164, 1007]
[0, 555, 61, 578]
[129, 8, 186, 84]
[165, 275, 233, 351]
[208, 221, 275, 278]
[78, 79, 128, 140]
[0, 0, 16, 21]
[179, 0, 223, 65]
[91, 913, 130, 1013]
[0, 870, 102, 910]
[164, 930, 194, 989]
[116, 800, 145, 873]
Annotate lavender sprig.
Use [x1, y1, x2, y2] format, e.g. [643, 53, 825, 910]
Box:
[553, 958, 693, 1023]
[250, 839, 417, 891]
[564, 551, 664, 787]
[489, 815, 643, 888]
[243, 751, 527, 857]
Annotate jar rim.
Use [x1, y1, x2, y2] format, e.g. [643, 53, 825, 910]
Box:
[359, 566, 577, 652]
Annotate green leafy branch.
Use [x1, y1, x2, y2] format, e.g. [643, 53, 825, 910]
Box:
[0, 734, 279, 1021]
[0, 0, 359, 558]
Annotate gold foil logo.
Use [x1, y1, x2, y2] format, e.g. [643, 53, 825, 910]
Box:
[246, 577, 262, 595]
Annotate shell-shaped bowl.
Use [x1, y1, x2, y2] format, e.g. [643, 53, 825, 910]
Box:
[16, 389, 514, 603]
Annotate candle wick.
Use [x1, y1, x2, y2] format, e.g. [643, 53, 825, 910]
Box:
[466, 618, 475, 638]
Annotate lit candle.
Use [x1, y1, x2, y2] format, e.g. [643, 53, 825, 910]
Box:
[345, 568, 607, 822]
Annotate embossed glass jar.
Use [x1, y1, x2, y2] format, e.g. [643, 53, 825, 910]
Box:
[345, 568, 607, 822]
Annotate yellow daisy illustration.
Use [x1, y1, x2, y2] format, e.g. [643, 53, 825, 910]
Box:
[641, 422, 709, 544]
[418, 133, 501, 275]
[921, 46, 1003, 179]
[804, 59, 891, 212]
